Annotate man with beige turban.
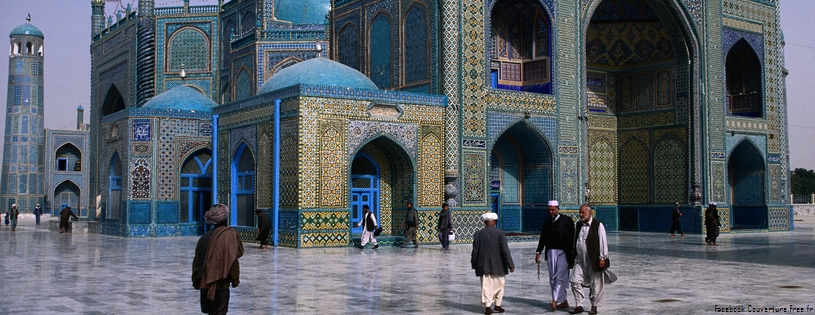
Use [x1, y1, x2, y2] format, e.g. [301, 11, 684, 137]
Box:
[471, 212, 515, 314]
[192, 204, 244, 314]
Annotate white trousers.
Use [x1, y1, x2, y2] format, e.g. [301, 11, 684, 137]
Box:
[546, 249, 569, 303]
[360, 230, 377, 246]
[570, 261, 604, 307]
[480, 274, 506, 308]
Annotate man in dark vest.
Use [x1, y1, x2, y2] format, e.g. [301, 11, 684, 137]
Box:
[355, 205, 378, 249]
[535, 200, 575, 311]
[569, 204, 609, 315]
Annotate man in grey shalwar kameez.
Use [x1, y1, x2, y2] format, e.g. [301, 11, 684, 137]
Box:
[472, 212, 515, 314]
[569, 204, 614, 315]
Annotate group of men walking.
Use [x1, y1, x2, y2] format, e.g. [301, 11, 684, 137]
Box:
[470, 200, 613, 315]
[535, 201, 613, 314]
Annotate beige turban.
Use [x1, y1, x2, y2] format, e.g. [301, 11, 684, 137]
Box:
[205, 204, 228, 225]
[481, 212, 498, 222]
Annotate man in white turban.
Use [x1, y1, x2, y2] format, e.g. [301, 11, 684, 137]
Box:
[472, 212, 514, 314]
[536, 200, 575, 311]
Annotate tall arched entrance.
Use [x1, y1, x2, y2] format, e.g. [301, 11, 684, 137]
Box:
[54, 180, 80, 215]
[232, 143, 255, 227]
[584, 0, 697, 231]
[350, 136, 414, 236]
[109, 153, 123, 220]
[489, 122, 553, 233]
[729, 141, 767, 229]
[180, 149, 212, 223]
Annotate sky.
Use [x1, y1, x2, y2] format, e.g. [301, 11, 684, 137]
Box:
[0, 0, 813, 169]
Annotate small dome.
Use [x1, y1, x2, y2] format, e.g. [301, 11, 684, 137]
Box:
[143, 85, 217, 112]
[259, 58, 378, 94]
[275, 0, 330, 25]
[10, 23, 44, 38]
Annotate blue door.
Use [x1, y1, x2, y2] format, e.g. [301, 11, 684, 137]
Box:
[351, 189, 377, 234]
[490, 193, 501, 229]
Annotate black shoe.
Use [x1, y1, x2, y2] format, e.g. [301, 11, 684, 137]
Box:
[588, 306, 598, 314]
[373, 244, 379, 249]
[569, 306, 584, 314]
[493, 305, 505, 313]
[357, 245, 364, 249]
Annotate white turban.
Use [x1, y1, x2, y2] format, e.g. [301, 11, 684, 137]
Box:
[709, 202, 717, 206]
[481, 212, 498, 222]
[547, 200, 559, 207]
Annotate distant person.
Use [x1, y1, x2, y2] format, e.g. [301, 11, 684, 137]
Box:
[401, 201, 419, 248]
[355, 205, 378, 249]
[9, 204, 19, 232]
[192, 204, 243, 315]
[4, 209, 8, 226]
[705, 202, 721, 246]
[437, 203, 453, 250]
[670, 202, 684, 237]
[535, 200, 575, 311]
[471, 212, 514, 314]
[255, 209, 271, 249]
[59, 206, 78, 233]
[33, 204, 43, 226]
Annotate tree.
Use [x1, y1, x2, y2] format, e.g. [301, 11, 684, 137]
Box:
[790, 168, 815, 195]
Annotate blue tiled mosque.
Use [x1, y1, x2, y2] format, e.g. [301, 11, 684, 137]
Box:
[69, 0, 791, 246]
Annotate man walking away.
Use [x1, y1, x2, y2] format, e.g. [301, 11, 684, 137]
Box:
[535, 200, 575, 311]
[9, 204, 19, 232]
[472, 212, 515, 314]
[255, 209, 271, 249]
[401, 202, 420, 248]
[670, 202, 684, 237]
[192, 204, 243, 315]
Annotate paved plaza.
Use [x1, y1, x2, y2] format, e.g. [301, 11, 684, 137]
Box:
[0, 215, 813, 314]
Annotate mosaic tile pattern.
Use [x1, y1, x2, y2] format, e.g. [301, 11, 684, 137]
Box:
[301, 232, 350, 248]
[589, 137, 617, 204]
[157, 202, 179, 224]
[619, 138, 649, 203]
[418, 132, 443, 207]
[768, 207, 789, 231]
[769, 165, 781, 202]
[257, 129, 272, 209]
[347, 121, 418, 160]
[559, 155, 579, 205]
[321, 122, 347, 207]
[302, 210, 350, 231]
[653, 136, 687, 203]
[130, 158, 151, 200]
[279, 121, 299, 207]
[130, 202, 150, 224]
[463, 151, 486, 204]
[711, 161, 726, 203]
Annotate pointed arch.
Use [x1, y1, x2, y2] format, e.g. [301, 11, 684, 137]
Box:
[167, 26, 210, 72]
[102, 84, 126, 116]
[234, 67, 253, 101]
[232, 142, 255, 227]
[180, 148, 213, 223]
[370, 12, 392, 89]
[726, 39, 763, 117]
[337, 23, 360, 71]
[728, 139, 767, 229]
[109, 152, 123, 220]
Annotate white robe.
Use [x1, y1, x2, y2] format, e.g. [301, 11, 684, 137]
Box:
[570, 217, 607, 307]
[360, 212, 378, 246]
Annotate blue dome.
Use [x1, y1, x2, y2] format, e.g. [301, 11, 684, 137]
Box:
[143, 85, 217, 112]
[275, 0, 330, 25]
[10, 23, 43, 37]
[258, 58, 378, 94]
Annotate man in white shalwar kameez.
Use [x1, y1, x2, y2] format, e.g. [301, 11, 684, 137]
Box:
[569, 204, 608, 315]
[357, 205, 379, 249]
[535, 200, 575, 311]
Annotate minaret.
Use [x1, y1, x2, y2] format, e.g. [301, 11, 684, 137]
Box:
[2, 18, 46, 212]
[91, 0, 105, 37]
[136, 0, 156, 106]
[77, 104, 85, 130]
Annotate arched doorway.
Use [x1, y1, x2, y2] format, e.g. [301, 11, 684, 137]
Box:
[109, 153, 123, 220]
[585, 0, 695, 230]
[180, 149, 212, 223]
[54, 180, 80, 215]
[232, 143, 255, 227]
[55, 143, 82, 171]
[350, 136, 414, 236]
[489, 121, 553, 233]
[729, 141, 767, 229]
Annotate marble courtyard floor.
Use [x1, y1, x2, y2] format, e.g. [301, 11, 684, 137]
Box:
[0, 215, 813, 314]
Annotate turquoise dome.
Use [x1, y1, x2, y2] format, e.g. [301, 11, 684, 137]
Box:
[275, 0, 330, 25]
[143, 85, 217, 112]
[10, 23, 44, 37]
[258, 58, 378, 94]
